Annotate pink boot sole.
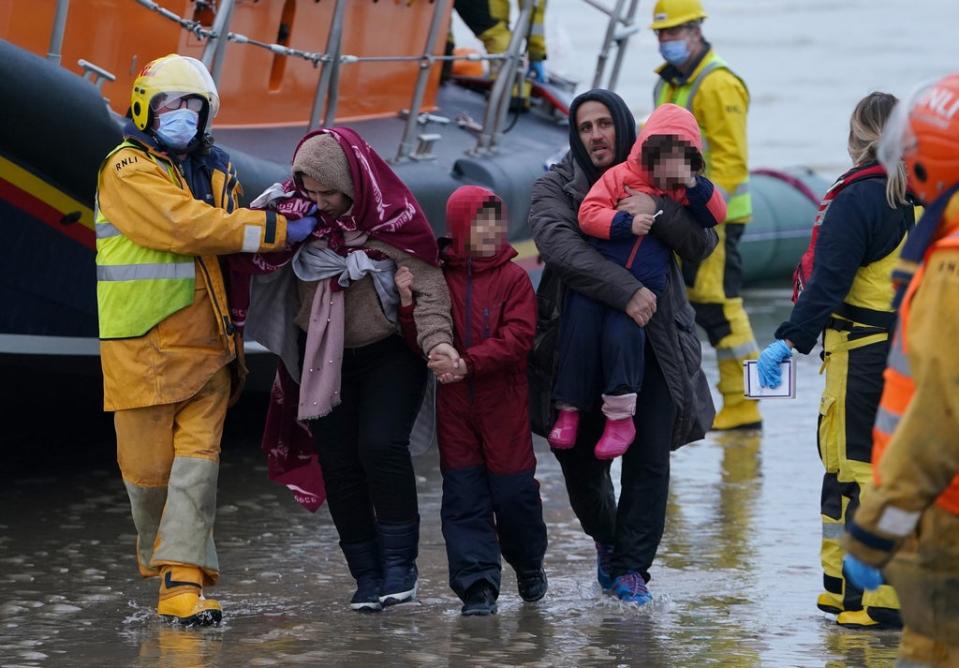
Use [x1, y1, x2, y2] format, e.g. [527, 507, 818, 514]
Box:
[594, 417, 636, 460]
[548, 410, 580, 449]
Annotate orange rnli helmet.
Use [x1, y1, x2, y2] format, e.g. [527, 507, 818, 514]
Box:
[879, 73, 959, 204]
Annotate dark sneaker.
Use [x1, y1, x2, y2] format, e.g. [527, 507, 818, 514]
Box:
[461, 582, 498, 616]
[516, 567, 548, 603]
[596, 543, 614, 591]
[350, 576, 383, 613]
[380, 564, 418, 607]
[609, 572, 653, 606]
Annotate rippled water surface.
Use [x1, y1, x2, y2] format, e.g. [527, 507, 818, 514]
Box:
[9, 3, 950, 663]
[0, 291, 904, 667]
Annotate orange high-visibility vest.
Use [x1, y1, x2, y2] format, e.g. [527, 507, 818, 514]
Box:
[873, 227, 959, 515]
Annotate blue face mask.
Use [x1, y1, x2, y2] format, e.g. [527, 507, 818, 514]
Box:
[155, 108, 199, 151]
[659, 39, 690, 66]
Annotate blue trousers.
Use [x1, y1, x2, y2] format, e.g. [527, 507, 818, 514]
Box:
[553, 289, 646, 411]
[441, 467, 547, 600]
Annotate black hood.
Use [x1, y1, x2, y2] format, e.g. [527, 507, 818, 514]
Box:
[568, 88, 637, 186]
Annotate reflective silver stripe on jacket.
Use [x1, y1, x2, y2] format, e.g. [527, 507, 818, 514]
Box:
[874, 405, 900, 435]
[886, 336, 910, 376]
[97, 262, 195, 281]
[682, 60, 724, 110]
[95, 222, 123, 239]
[821, 522, 845, 541]
[715, 340, 760, 360]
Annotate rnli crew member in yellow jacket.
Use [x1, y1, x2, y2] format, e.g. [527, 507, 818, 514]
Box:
[95, 54, 317, 626]
[843, 73, 959, 667]
[650, 0, 760, 430]
[759, 93, 914, 629]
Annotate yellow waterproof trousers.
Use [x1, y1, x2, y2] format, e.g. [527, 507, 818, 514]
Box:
[683, 222, 760, 429]
[478, 0, 547, 60]
[115, 367, 229, 585]
[818, 327, 900, 622]
[897, 628, 959, 668]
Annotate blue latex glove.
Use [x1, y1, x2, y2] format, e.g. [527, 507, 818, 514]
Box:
[527, 60, 546, 83]
[843, 554, 883, 591]
[758, 339, 792, 388]
[286, 215, 318, 244]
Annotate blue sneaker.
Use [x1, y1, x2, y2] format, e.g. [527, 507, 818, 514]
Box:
[610, 572, 653, 606]
[596, 542, 615, 591]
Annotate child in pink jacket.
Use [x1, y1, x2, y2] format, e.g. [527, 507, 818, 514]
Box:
[548, 104, 726, 459]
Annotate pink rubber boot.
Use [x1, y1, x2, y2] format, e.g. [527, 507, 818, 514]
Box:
[548, 409, 580, 449]
[594, 393, 637, 460]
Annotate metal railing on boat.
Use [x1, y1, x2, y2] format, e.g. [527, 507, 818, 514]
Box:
[46, 0, 643, 162]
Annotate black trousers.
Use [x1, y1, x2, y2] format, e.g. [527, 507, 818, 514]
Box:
[553, 340, 676, 582]
[313, 336, 427, 544]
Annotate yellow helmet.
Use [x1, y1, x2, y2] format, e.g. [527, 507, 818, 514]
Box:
[129, 54, 220, 132]
[650, 0, 707, 30]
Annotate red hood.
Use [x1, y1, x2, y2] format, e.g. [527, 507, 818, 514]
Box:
[443, 185, 516, 270]
[627, 103, 704, 171]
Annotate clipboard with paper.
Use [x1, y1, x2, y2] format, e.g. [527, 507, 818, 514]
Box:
[743, 359, 796, 399]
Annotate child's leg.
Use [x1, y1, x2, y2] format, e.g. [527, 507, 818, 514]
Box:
[594, 309, 645, 459]
[437, 387, 502, 601]
[601, 308, 647, 395]
[552, 290, 605, 411]
[477, 383, 548, 585]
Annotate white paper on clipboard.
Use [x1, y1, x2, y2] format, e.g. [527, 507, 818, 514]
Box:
[743, 359, 796, 399]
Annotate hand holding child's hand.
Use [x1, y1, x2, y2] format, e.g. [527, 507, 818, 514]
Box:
[616, 187, 658, 217]
[394, 266, 414, 307]
[428, 343, 462, 377]
[631, 213, 656, 236]
[437, 366, 468, 384]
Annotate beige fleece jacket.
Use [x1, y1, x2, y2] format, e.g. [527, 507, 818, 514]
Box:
[295, 239, 452, 353]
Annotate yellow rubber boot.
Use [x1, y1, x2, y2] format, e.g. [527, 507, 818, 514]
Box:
[817, 592, 843, 615]
[712, 358, 762, 431]
[836, 608, 902, 630]
[157, 565, 222, 627]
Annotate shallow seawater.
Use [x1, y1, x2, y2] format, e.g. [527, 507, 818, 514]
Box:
[0, 289, 901, 667]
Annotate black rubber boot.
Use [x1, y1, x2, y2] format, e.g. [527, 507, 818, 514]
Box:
[340, 540, 383, 613]
[377, 518, 419, 606]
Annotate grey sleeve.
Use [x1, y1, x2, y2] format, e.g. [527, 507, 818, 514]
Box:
[528, 175, 642, 311]
[651, 197, 720, 263]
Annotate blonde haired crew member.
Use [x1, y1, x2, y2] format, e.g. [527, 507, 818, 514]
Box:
[760, 92, 913, 629]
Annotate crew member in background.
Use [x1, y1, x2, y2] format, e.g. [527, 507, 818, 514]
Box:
[449, 0, 548, 82]
[95, 54, 316, 626]
[650, 0, 760, 430]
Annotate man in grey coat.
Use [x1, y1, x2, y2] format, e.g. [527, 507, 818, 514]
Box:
[528, 88, 716, 605]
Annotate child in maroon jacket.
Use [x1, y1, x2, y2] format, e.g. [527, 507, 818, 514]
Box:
[396, 186, 547, 616]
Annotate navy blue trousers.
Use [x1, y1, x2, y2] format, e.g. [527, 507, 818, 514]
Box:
[553, 289, 647, 411]
[441, 467, 547, 600]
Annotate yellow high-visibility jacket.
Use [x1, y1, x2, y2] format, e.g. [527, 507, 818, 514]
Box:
[654, 48, 751, 222]
[95, 136, 288, 411]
